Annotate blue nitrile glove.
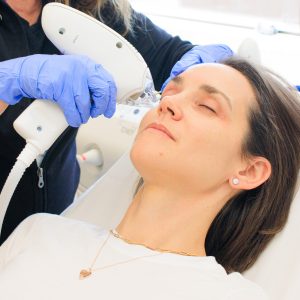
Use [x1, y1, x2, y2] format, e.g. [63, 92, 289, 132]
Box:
[0, 54, 117, 127]
[296, 86, 300, 92]
[161, 44, 233, 91]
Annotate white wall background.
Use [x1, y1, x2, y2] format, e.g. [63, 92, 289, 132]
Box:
[180, 0, 300, 26]
[130, 0, 300, 86]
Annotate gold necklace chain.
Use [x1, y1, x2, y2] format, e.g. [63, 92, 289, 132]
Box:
[111, 229, 199, 257]
[79, 230, 162, 280]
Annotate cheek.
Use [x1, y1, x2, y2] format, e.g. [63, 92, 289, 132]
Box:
[179, 124, 244, 179]
[132, 113, 163, 161]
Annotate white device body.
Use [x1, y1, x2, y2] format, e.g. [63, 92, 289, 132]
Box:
[41, 3, 152, 103]
[13, 100, 68, 155]
[0, 101, 68, 234]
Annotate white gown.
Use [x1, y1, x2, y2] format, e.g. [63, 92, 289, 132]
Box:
[0, 214, 268, 300]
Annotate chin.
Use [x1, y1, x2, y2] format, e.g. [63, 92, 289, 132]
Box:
[129, 139, 168, 179]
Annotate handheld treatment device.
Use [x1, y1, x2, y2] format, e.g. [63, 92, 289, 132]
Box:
[41, 3, 160, 105]
[0, 3, 159, 233]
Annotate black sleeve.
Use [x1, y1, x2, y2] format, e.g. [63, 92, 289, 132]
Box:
[125, 11, 194, 90]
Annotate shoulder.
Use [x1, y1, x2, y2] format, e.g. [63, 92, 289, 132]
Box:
[0, 213, 106, 268]
[2, 213, 104, 250]
[201, 260, 268, 300]
[225, 272, 269, 300]
[13, 213, 77, 232]
[19, 213, 103, 238]
[0, 214, 52, 264]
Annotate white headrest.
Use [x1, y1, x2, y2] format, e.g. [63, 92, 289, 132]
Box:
[62, 151, 138, 228]
[243, 172, 300, 300]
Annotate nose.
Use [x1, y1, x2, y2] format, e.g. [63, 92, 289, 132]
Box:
[158, 96, 182, 121]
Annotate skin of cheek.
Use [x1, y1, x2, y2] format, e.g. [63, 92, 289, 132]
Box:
[181, 129, 243, 191]
[174, 123, 243, 192]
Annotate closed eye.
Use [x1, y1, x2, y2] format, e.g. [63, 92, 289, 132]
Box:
[198, 104, 216, 114]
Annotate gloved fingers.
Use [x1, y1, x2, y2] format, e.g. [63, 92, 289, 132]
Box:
[89, 86, 110, 118]
[161, 61, 186, 91]
[89, 80, 117, 118]
[161, 44, 233, 91]
[199, 44, 233, 62]
[186, 44, 233, 64]
[161, 50, 203, 91]
[58, 98, 83, 128]
[35, 80, 55, 100]
[72, 79, 92, 125]
[88, 64, 117, 118]
[169, 48, 207, 78]
[170, 45, 232, 77]
[55, 71, 91, 127]
[103, 80, 117, 118]
[74, 94, 91, 125]
[170, 59, 193, 77]
[4, 54, 117, 124]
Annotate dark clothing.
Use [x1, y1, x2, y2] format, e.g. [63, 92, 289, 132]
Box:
[0, 1, 193, 244]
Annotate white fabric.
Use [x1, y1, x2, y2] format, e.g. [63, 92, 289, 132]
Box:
[0, 214, 267, 300]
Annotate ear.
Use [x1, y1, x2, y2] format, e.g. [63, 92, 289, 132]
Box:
[230, 157, 272, 190]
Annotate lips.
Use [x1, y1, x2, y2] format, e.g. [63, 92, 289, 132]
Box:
[145, 123, 175, 141]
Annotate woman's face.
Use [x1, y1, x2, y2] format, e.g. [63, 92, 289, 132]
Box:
[131, 63, 257, 194]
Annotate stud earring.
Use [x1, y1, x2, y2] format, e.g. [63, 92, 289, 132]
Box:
[232, 178, 240, 185]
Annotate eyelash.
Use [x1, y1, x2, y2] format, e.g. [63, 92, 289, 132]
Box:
[198, 104, 216, 114]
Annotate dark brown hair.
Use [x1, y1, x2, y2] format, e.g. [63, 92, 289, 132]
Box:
[205, 57, 300, 273]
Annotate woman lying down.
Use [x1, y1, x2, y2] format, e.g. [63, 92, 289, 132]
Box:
[0, 57, 300, 300]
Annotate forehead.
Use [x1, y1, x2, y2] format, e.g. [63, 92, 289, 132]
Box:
[182, 63, 250, 88]
[177, 63, 256, 111]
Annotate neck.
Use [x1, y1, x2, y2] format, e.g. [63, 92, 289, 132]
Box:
[116, 183, 230, 257]
[6, 0, 42, 25]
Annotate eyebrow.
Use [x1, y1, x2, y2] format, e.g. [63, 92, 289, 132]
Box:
[199, 84, 233, 111]
[170, 76, 184, 85]
[170, 76, 233, 111]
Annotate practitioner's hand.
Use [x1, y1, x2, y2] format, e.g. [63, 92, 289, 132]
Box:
[161, 44, 233, 90]
[0, 54, 117, 127]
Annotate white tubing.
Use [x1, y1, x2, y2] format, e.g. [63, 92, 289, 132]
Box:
[0, 143, 39, 233]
